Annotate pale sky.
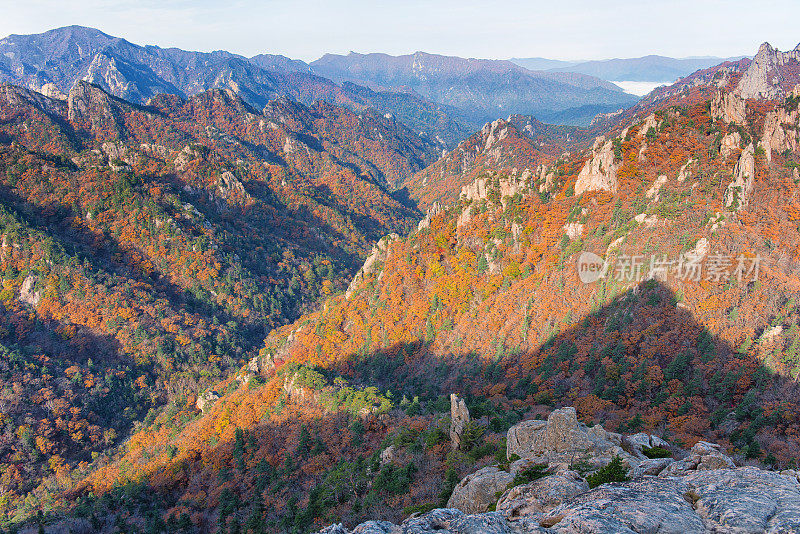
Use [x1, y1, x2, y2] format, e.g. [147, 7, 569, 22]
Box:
[0, 0, 798, 62]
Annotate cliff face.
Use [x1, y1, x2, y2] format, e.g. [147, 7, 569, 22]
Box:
[735, 42, 800, 100]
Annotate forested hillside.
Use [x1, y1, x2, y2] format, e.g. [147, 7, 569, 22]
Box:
[6, 44, 796, 534]
[0, 79, 441, 526]
[3, 41, 800, 534]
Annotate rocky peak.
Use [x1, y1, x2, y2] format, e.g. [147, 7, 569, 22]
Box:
[481, 119, 510, 150]
[190, 87, 256, 117]
[574, 136, 618, 195]
[449, 394, 470, 450]
[735, 42, 800, 100]
[67, 80, 124, 138]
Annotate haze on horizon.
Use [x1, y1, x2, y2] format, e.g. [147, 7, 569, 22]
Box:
[0, 0, 798, 64]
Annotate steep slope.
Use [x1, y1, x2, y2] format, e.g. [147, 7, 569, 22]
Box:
[0, 80, 443, 521]
[404, 116, 592, 211]
[34, 55, 800, 533]
[735, 42, 800, 99]
[310, 52, 637, 126]
[0, 26, 470, 146]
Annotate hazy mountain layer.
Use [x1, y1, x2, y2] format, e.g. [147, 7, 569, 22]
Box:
[311, 51, 637, 126]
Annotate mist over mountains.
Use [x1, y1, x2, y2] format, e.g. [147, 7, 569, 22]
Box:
[513, 55, 749, 83]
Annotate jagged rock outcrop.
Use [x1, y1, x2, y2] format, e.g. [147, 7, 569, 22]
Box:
[449, 393, 470, 450]
[589, 108, 624, 128]
[677, 158, 697, 182]
[67, 80, 124, 138]
[628, 432, 669, 450]
[455, 171, 528, 230]
[725, 143, 755, 211]
[537, 164, 556, 194]
[736, 42, 800, 100]
[101, 141, 140, 168]
[659, 441, 736, 476]
[633, 213, 659, 228]
[173, 144, 204, 172]
[456, 205, 474, 229]
[379, 445, 396, 467]
[574, 137, 618, 195]
[562, 223, 583, 240]
[233, 355, 262, 387]
[196, 389, 219, 413]
[719, 131, 741, 160]
[417, 202, 443, 231]
[629, 457, 674, 478]
[645, 174, 668, 201]
[483, 119, 509, 150]
[447, 466, 514, 513]
[506, 407, 637, 469]
[211, 168, 253, 208]
[460, 174, 528, 208]
[345, 234, 399, 299]
[320, 405, 800, 534]
[18, 273, 41, 306]
[638, 114, 659, 138]
[281, 371, 320, 404]
[40, 82, 66, 100]
[760, 85, 800, 162]
[711, 90, 747, 124]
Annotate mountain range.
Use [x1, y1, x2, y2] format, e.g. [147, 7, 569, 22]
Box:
[0, 26, 473, 146]
[310, 52, 637, 125]
[2, 27, 800, 534]
[0, 26, 642, 134]
[513, 55, 749, 82]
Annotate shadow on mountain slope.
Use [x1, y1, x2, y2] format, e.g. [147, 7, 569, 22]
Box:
[44, 280, 800, 533]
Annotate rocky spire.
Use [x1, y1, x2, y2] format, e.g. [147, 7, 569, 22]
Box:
[735, 42, 800, 100]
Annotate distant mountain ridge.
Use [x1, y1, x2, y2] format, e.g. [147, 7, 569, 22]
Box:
[310, 51, 637, 126]
[512, 54, 748, 83]
[0, 25, 645, 144]
[0, 26, 471, 146]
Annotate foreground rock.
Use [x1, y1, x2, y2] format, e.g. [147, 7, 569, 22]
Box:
[506, 407, 639, 470]
[318, 407, 800, 534]
[320, 468, 800, 533]
[495, 470, 588, 519]
[447, 466, 513, 513]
